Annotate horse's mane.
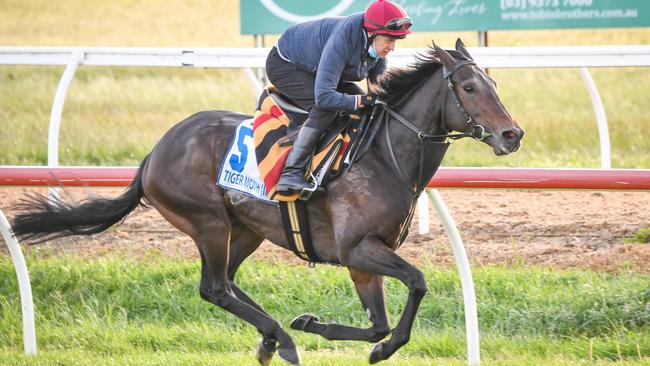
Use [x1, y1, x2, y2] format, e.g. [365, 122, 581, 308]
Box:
[372, 46, 469, 107]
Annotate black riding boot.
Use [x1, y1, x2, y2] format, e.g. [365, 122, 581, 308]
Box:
[276, 126, 322, 195]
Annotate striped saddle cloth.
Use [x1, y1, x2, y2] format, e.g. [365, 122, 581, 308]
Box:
[253, 87, 351, 201]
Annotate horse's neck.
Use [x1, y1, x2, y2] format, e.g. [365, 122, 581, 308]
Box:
[372, 71, 446, 193]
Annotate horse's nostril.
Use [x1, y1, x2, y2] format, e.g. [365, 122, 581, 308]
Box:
[502, 130, 518, 140]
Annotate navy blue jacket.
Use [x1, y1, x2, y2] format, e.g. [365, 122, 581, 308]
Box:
[276, 13, 386, 112]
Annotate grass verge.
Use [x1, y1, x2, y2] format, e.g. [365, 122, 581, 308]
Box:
[0, 256, 648, 365]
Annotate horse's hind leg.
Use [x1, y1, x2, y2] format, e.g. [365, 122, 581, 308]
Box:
[226, 222, 265, 307]
[290, 268, 391, 343]
[140, 112, 296, 363]
[227, 223, 277, 366]
[146, 189, 298, 364]
[195, 215, 300, 365]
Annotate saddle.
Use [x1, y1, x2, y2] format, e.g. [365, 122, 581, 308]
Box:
[251, 87, 388, 264]
[253, 87, 364, 201]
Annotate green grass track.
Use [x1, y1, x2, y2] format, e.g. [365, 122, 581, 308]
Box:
[1, 256, 648, 365]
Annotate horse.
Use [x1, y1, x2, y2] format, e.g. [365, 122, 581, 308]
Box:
[12, 40, 523, 365]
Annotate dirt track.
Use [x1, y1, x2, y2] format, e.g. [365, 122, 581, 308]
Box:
[1, 187, 649, 272]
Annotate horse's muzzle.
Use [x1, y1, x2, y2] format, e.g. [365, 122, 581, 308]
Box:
[490, 126, 524, 155]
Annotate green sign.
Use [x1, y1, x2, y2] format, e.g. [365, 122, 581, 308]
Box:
[240, 0, 650, 34]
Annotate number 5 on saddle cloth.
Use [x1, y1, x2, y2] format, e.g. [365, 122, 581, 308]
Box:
[253, 86, 366, 202]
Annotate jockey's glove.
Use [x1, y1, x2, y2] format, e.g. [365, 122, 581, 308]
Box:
[360, 94, 377, 109]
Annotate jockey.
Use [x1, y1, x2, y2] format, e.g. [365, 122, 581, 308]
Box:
[266, 0, 413, 196]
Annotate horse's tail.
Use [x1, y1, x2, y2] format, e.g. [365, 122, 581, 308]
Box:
[11, 155, 150, 244]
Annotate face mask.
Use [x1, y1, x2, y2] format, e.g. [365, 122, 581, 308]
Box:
[368, 46, 379, 59]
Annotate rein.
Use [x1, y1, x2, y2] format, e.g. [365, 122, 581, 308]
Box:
[379, 59, 491, 197]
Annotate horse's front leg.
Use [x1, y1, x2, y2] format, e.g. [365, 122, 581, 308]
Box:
[343, 234, 428, 364]
[290, 268, 391, 343]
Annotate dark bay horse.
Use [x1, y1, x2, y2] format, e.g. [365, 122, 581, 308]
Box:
[12, 40, 523, 365]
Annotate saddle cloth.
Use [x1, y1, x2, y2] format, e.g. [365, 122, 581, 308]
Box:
[253, 90, 350, 201]
[217, 91, 351, 202]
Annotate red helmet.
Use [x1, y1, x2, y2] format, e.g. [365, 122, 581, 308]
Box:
[363, 0, 413, 39]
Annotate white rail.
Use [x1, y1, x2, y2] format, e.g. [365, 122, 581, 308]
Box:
[2, 45, 649, 170]
[2, 45, 650, 67]
[0, 210, 36, 355]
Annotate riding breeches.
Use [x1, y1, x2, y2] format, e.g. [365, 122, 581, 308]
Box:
[265, 46, 363, 131]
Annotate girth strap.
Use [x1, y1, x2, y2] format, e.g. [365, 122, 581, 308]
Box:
[279, 201, 324, 264]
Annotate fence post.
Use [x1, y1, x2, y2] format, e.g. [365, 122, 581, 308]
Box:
[579, 67, 611, 169]
[417, 194, 430, 234]
[427, 189, 480, 366]
[47, 51, 84, 197]
[243, 68, 264, 98]
[0, 209, 37, 355]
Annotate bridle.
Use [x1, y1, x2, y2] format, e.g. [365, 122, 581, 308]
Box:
[382, 59, 491, 143]
[377, 59, 492, 197]
[441, 60, 492, 141]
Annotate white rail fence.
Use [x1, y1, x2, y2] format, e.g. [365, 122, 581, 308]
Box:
[1, 45, 649, 365]
[3, 45, 650, 171]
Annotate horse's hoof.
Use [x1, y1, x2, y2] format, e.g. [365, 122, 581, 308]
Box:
[369, 342, 387, 364]
[278, 345, 301, 365]
[255, 338, 276, 366]
[290, 314, 319, 331]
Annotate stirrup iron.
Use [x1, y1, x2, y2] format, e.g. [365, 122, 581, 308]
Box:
[298, 173, 318, 201]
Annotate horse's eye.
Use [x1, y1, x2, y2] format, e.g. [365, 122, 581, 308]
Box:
[463, 85, 474, 93]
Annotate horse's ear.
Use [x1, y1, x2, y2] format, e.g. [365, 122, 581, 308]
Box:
[455, 38, 473, 60]
[434, 43, 456, 69]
